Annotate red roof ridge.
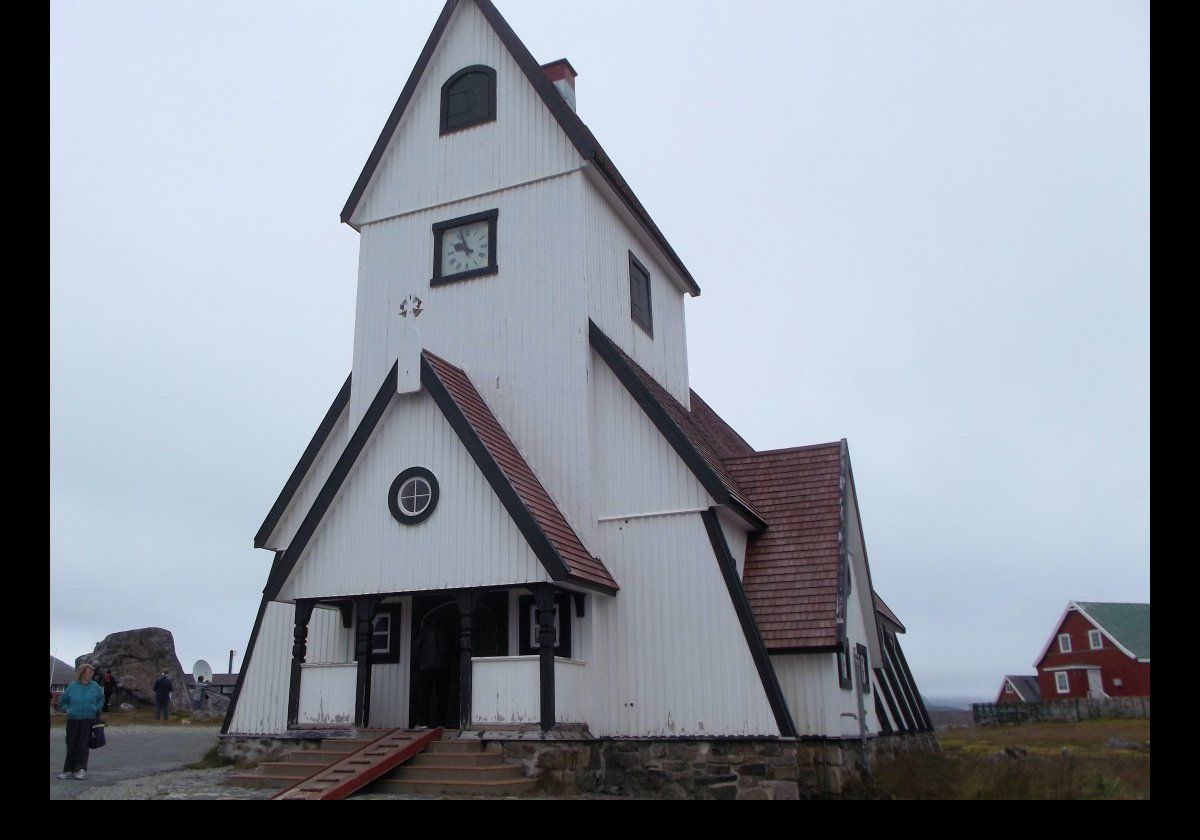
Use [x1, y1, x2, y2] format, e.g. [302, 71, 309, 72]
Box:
[724, 441, 845, 462]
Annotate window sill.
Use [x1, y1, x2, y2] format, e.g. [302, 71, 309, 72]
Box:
[431, 266, 499, 287]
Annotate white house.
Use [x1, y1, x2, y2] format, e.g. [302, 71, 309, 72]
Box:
[224, 0, 930, 750]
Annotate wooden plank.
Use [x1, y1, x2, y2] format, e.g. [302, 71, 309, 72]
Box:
[272, 728, 444, 801]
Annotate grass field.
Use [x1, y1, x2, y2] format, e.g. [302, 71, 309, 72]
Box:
[848, 719, 1150, 800]
[49, 705, 223, 728]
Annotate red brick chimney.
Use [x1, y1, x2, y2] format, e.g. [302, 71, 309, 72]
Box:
[541, 59, 578, 111]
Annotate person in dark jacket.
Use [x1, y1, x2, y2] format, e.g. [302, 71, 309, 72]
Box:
[100, 669, 118, 712]
[152, 671, 173, 721]
[56, 663, 104, 780]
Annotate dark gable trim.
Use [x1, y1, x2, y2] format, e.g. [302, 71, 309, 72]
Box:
[421, 355, 617, 596]
[881, 637, 920, 733]
[589, 321, 766, 531]
[254, 374, 352, 549]
[221, 591, 272, 735]
[891, 636, 933, 732]
[264, 363, 400, 601]
[880, 648, 916, 733]
[340, 0, 701, 298]
[873, 665, 906, 735]
[702, 508, 798, 738]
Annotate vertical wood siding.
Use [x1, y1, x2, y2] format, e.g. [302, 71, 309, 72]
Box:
[589, 348, 713, 519]
[771, 553, 882, 738]
[227, 601, 294, 735]
[352, 175, 593, 536]
[369, 596, 413, 728]
[583, 177, 692, 407]
[264, 409, 350, 552]
[278, 391, 552, 601]
[587, 514, 779, 737]
[351, 0, 583, 227]
[298, 664, 357, 726]
[308, 606, 353, 664]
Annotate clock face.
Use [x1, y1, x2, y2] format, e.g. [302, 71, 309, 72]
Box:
[440, 221, 491, 277]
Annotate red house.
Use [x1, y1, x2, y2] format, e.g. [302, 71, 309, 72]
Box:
[995, 675, 1040, 704]
[1034, 602, 1150, 700]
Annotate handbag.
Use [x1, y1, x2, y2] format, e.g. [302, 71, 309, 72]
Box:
[89, 721, 107, 749]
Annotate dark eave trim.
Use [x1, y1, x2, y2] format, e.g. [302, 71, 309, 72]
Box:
[264, 363, 399, 601]
[873, 665, 907, 735]
[702, 508, 798, 738]
[421, 356, 617, 596]
[880, 645, 918, 733]
[339, 0, 701, 297]
[254, 374, 353, 549]
[892, 635, 934, 732]
[221, 590, 272, 735]
[589, 321, 766, 531]
[340, 0, 463, 225]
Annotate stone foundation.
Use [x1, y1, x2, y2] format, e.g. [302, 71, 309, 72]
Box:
[218, 733, 336, 767]
[499, 733, 938, 800]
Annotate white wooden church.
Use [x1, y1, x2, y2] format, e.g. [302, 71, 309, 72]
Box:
[224, 0, 930, 747]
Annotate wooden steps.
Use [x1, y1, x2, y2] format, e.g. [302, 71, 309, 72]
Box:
[272, 728, 443, 800]
[228, 729, 535, 798]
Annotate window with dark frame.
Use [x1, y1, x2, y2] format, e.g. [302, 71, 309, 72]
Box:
[517, 593, 573, 658]
[371, 604, 403, 665]
[628, 252, 653, 336]
[441, 65, 497, 135]
[856, 643, 871, 695]
[837, 638, 853, 690]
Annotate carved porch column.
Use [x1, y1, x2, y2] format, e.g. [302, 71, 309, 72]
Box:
[354, 596, 382, 728]
[533, 586, 558, 732]
[457, 592, 480, 730]
[287, 601, 316, 729]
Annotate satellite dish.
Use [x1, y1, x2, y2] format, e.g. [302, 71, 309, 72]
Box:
[192, 659, 214, 684]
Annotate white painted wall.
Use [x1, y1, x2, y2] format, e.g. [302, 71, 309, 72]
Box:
[589, 347, 713, 521]
[352, 175, 594, 540]
[583, 176, 692, 407]
[351, 0, 583, 227]
[278, 391, 553, 601]
[226, 601, 294, 735]
[298, 663, 357, 727]
[471, 656, 588, 726]
[262, 407, 350, 552]
[369, 596, 413, 729]
[587, 513, 779, 737]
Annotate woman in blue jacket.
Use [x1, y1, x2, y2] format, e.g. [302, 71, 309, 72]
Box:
[56, 663, 104, 780]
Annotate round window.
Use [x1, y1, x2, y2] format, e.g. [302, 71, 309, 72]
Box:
[389, 468, 440, 525]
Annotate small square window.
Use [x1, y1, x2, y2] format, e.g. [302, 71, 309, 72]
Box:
[1055, 672, 1070, 694]
[1088, 629, 1103, 650]
[1058, 633, 1072, 653]
[628, 252, 653, 336]
[1005, 682, 1014, 694]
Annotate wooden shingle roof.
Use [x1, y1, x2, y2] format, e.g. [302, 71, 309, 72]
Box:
[723, 444, 846, 650]
[422, 351, 618, 594]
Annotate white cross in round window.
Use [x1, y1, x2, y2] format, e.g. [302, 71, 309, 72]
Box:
[389, 468, 439, 525]
[399, 476, 432, 516]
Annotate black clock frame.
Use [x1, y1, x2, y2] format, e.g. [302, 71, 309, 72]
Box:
[432, 209, 499, 286]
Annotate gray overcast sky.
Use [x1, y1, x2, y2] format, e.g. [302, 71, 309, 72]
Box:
[50, 1, 1149, 703]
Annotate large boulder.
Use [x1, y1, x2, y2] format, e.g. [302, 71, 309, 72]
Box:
[76, 628, 192, 712]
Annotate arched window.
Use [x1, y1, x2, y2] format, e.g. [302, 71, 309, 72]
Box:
[441, 65, 496, 135]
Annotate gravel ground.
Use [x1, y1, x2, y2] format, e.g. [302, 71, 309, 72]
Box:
[50, 724, 223, 800]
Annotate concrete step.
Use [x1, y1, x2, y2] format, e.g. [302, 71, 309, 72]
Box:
[369, 777, 538, 797]
[282, 749, 358, 763]
[408, 751, 505, 768]
[426, 740, 502, 755]
[389, 764, 525, 782]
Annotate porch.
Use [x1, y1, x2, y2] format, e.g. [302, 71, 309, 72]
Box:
[286, 585, 593, 733]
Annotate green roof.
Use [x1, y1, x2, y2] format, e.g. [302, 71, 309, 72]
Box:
[1076, 602, 1150, 660]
